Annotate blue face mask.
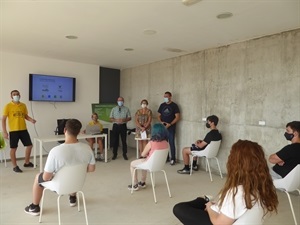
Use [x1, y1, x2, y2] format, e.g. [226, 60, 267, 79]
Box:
[284, 132, 294, 141]
[164, 97, 169, 103]
[117, 101, 123, 107]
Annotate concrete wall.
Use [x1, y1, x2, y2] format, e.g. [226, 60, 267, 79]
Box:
[120, 29, 300, 173]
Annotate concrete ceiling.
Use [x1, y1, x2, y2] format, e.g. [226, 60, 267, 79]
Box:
[1, 0, 299, 70]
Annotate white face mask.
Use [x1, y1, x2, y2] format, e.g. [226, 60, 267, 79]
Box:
[117, 101, 123, 107]
[164, 97, 169, 103]
[141, 104, 147, 109]
[13, 95, 20, 102]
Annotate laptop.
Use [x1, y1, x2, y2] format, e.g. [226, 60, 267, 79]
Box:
[85, 124, 102, 135]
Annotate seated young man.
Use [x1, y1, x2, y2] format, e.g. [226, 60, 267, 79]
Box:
[177, 115, 222, 174]
[269, 121, 300, 179]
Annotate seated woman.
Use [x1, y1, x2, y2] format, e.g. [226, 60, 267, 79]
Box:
[128, 123, 169, 191]
[173, 139, 278, 225]
[84, 113, 104, 160]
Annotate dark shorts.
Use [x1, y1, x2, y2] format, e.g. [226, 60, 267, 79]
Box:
[191, 144, 202, 151]
[38, 172, 46, 187]
[9, 130, 32, 148]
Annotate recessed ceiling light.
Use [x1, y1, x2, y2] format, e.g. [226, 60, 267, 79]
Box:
[216, 12, 233, 19]
[182, 0, 202, 6]
[65, 35, 78, 40]
[124, 48, 134, 51]
[164, 47, 185, 53]
[143, 29, 157, 35]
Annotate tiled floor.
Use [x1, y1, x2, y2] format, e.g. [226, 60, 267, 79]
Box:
[0, 147, 299, 225]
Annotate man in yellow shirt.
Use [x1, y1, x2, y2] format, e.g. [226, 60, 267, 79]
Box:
[2, 90, 36, 173]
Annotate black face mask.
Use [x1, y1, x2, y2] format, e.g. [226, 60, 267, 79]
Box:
[284, 132, 294, 141]
[206, 123, 211, 128]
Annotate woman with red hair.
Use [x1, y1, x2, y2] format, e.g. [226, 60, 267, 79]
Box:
[173, 140, 278, 225]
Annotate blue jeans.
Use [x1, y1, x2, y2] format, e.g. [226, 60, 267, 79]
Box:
[168, 128, 176, 160]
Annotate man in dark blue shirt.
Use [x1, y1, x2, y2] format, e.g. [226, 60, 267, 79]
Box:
[157, 91, 180, 165]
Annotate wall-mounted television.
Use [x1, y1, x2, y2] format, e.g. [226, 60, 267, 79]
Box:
[29, 74, 76, 102]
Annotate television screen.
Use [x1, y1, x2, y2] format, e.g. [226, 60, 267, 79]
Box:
[29, 74, 76, 102]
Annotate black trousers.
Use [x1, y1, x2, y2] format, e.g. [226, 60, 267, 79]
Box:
[112, 123, 127, 156]
[173, 197, 212, 225]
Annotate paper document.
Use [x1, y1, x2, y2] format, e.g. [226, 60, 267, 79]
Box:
[141, 131, 147, 139]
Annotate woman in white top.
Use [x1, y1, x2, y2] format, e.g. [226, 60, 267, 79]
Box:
[173, 140, 278, 225]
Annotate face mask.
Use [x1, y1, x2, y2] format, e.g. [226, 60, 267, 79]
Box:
[206, 123, 211, 128]
[164, 97, 169, 103]
[117, 101, 123, 107]
[13, 95, 20, 102]
[284, 132, 294, 141]
[141, 104, 147, 109]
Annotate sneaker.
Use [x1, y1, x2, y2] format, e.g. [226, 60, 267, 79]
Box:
[99, 153, 104, 160]
[192, 165, 199, 171]
[69, 195, 77, 207]
[177, 168, 190, 174]
[24, 203, 40, 216]
[123, 154, 128, 160]
[13, 166, 23, 173]
[128, 183, 139, 191]
[24, 162, 34, 167]
[138, 181, 147, 189]
[170, 160, 176, 165]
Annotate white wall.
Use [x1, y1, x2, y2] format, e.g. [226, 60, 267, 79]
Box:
[0, 52, 100, 158]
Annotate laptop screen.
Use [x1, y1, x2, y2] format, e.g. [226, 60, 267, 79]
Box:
[85, 124, 102, 135]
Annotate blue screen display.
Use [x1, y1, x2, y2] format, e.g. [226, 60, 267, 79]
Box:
[29, 74, 76, 102]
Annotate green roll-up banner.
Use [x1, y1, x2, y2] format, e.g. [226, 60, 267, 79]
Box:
[91, 104, 115, 122]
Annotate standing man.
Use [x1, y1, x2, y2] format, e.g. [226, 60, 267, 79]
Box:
[157, 91, 180, 165]
[110, 96, 131, 160]
[269, 121, 300, 179]
[2, 90, 36, 173]
[24, 119, 95, 215]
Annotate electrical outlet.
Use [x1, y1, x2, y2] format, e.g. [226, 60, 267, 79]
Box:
[258, 121, 266, 126]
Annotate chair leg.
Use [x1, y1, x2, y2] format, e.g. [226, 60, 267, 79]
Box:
[162, 170, 172, 198]
[284, 191, 298, 225]
[76, 192, 80, 212]
[78, 191, 89, 225]
[39, 188, 47, 223]
[57, 195, 62, 225]
[214, 157, 223, 179]
[206, 158, 213, 182]
[149, 172, 157, 203]
[189, 155, 195, 175]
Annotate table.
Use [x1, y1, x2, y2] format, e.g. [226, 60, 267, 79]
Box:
[33, 133, 107, 172]
[135, 137, 151, 159]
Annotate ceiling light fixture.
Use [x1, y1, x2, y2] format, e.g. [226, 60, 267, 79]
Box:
[65, 35, 78, 40]
[164, 47, 185, 53]
[216, 12, 233, 19]
[182, 0, 202, 6]
[143, 29, 157, 35]
[124, 48, 134, 51]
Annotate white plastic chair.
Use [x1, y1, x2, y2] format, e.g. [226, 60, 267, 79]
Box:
[131, 148, 172, 203]
[273, 165, 300, 225]
[189, 140, 223, 181]
[39, 164, 89, 225]
[0, 132, 7, 167]
[233, 204, 264, 225]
